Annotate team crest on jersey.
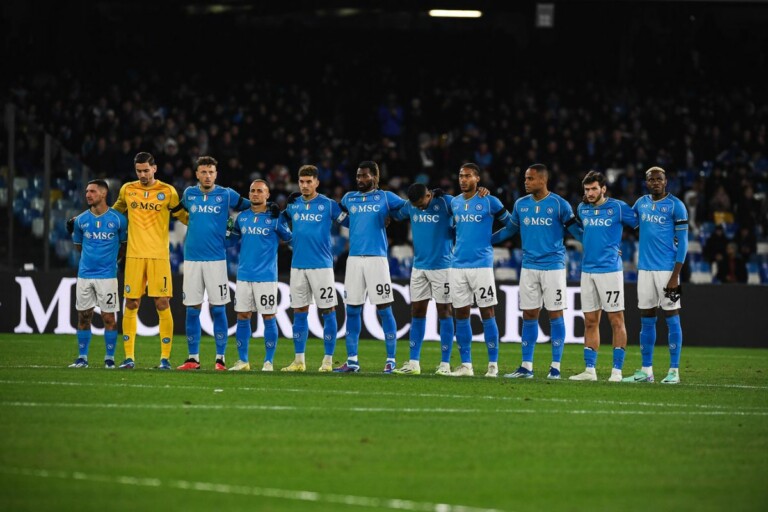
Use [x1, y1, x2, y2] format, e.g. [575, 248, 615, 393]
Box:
[374, 194, 381, 201]
[661, 206, 668, 213]
[318, 204, 325, 211]
[125, 285, 131, 293]
[433, 204, 440, 211]
[157, 193, 166, 200]
[475, 204, 483, 211]
[265, 218, 272, 225]
[547, 207, 554, 214]
[107, 222, 115, 229]
[607, 208, 614, 215]
[215, 195, 223, 203]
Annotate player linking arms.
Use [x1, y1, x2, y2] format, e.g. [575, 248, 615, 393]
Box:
[281, 165, 348, 373]
[112, 152, 188, 370]
[68, 180, 127, 368]
[449, 163, 516, 378]
[623, 166, 688, 384]
[228, 180, 291, 371]
[335, 161, 406, 373]
[493, 164, 583, 380]
[177, 156, 250, 370]
[389, 184, 456, 375]
[569, 171, 638, 382]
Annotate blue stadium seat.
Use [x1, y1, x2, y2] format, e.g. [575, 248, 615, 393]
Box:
[699, 222, 715, 243]
[723, 223, 738, 240]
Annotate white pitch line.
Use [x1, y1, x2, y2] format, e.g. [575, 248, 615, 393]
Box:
[0, 466, 504, 512]
[2, 401, 767, 416]
[0, 378, 766, 411]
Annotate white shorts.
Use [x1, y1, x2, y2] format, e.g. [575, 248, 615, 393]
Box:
[76, 278, 120, 313]
[183, 260, 230, 306]
[410, 268, 451, 303]
[234, 281, 278, 315]
[343, 256, 393, 305]
[581, 271, 625, 313]
[519, 268, 567, 311]
[450, 267, 498, 309]
[638, 270, 681, 311]
[290, 268, 338, 309]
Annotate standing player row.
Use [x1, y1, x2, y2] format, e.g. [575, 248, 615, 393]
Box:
[67, 155, 687, 384]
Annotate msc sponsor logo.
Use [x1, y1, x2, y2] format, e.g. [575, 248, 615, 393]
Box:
[523, 217, 553, 226]
[583, 217, 613, 227]
[190, 204, 222, 214]
[84, 231, 116, 240]
[242, 226, 271, 235]
[130, 201, 163, 211]
[350, 204, 381, 213]
[295, 213, 323, 221]
[641, 213, 667, 224]
[455, 214, 483, 223]
[412, 214, 440, 223]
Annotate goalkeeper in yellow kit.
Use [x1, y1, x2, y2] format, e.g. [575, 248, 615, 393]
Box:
[112, 152, 189, 369]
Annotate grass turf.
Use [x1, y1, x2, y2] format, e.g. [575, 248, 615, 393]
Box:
[0, 334, 767, 512]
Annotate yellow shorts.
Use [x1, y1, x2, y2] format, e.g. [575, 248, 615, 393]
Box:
[124, 258, 173, 298]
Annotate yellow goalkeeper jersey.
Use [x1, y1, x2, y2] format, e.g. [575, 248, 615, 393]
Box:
[112, 179, 188, 260]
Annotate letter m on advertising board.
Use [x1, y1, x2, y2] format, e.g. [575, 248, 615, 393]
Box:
[14, 277, 77, 334]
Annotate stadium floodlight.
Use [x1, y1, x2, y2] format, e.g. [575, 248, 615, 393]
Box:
[428, 9, 483, 18]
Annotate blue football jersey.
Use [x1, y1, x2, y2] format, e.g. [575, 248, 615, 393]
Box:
[511, 193, 576, 270]
[633, 194, 688, 271]
[183, 185, 249, 261]
[341, 190, 406, 257]
[72, 208, 128, 279]
[391, 194, 454, 270]
[233, 209, 292, 282]
[578, 198, 638, 273]
[286, 194, 347, 269]
[451, 193, 510, 269]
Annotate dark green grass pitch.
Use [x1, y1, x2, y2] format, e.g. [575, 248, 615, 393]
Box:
[0, 334, 766, 512]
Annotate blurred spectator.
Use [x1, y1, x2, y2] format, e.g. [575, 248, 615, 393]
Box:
[704, 224, 729, 265]
[715, 243, 747, 284]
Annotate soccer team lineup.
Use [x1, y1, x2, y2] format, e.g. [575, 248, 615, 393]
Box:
[68, 151, 687, 384]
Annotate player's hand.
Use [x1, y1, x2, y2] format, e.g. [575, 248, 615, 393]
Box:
[663, 283, 682, 303]
[66, 216, 76, 235]
[431, 188, 445, 198]
[268, 202, 281, 218]
[287, 192, 301, 204]
[225, 217, 235, 239]
[477, 187, 490, 198]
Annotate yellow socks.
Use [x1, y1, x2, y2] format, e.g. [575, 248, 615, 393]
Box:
[122, 307, 138, 360]
[158, 307, 174, 359]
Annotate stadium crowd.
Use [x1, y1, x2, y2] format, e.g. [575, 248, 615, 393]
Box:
[5, 68, 768, 281]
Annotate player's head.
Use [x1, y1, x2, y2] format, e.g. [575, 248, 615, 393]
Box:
[298, 165, 320, 197]
[645, 166, 667, 196]
[196, 156, 218, 191]
[356, 161, 379, 192]
[407, 183, 431, 210]
[134, 152, 157, 186]
[249, 179, 270, 207]
[458, 163, 480, 194]
[85, 179, 109, 208]
[582, 171, 607, 205]
[524, 163, 549, 195]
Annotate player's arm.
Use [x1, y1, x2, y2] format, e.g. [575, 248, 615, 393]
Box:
[112, 184, 128, 214]
[558, 197, 582, 241]
[277, 215, 293, 243]
[169, 187, 189, 225]
[72, 216, 83, 253]
[668, 199, 689, 291]
[230, 189, 251, 211]
[117, 212, 128, 262]
[620, 201, 639, 229]
[390, 201, 410, 222]
[335, 195, 350, 227]
[489, 197, 519, 244]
